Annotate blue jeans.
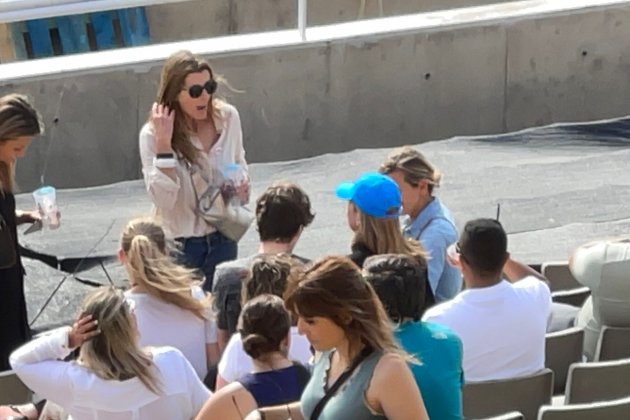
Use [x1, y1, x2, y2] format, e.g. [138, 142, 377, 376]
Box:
[176, 232, 237, 292]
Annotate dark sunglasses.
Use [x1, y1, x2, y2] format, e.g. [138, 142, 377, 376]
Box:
[185, 80, 217, 98]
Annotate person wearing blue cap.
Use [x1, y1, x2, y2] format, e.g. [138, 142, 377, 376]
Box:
[335, 172, 436, 308]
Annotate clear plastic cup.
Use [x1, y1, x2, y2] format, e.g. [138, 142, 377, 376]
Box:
[446, 242, 461, 268]
[33, 186, 60, 229]
[221, 163, 248, 205]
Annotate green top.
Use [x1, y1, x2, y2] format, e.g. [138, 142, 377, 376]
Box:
[300, 350, 386, 420]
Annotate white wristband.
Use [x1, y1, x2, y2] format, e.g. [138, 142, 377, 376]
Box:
[153, 157, 177, 169]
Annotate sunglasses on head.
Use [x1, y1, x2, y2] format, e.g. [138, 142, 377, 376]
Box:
[456, 242, 468, 262]
[185, 80, 217, 98]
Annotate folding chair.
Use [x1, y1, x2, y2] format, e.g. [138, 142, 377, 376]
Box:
[538, 396, 630, 420]
[564, 358, 630, 404]
[463, 369, 553, 419]
[594, 326, 630, 361]
[0, 370, 32, 405]
[544, 327, 584, 394]
[541, 262, 581, 292]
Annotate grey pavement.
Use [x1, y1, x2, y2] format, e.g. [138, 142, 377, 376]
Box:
[16, 115, 630, 329]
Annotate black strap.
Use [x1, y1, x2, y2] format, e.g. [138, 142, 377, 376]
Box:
[310, 346, 373, 420]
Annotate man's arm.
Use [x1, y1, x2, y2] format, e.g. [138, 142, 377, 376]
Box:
[503, 257, 550, 286]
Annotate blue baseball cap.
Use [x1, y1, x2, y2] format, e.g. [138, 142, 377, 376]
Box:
[335, 172, 402, 219]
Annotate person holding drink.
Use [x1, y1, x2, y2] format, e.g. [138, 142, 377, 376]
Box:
[0, 93, 44, 371]
[139, 50, 250, 291]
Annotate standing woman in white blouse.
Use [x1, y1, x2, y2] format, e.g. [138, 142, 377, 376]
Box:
[10, 287, 209, 420]
[139, 50, 249, 292]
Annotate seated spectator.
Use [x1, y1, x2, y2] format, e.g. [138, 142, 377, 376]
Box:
[380, 146, 462, 302]
[10, 287, 209, 419]
[257, 256, 428, 420]
[363, 254, 464, 420]
[121, 219, 219, 384]
[571, 238, 630, 360]
[216, 254, 311, 389]
[336, 172, 435, 308]
[423, 218, 551, 382]
[197, 295, 310, 420]
[213, 182, 314, 349]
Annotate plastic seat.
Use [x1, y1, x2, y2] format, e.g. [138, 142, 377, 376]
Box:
[538, 396, 630, 420]
[463, 369, 553, 419]
[544, 327, 584, 394]
[0, 370, 32, 405]
[594, 326, 630, 361]
[564, 358, 630, 404]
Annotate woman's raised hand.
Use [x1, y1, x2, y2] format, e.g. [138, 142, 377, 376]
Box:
[151, 102, 175, 154]
[68, 313, 100, 349]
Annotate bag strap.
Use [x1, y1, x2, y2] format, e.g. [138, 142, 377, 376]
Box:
[188, 162, 221, 211]
[310, 346, 373, 420]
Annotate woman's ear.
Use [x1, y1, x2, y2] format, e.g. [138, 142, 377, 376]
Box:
[117, 248, 126, 264]
[340, 313, 353, 326]
[282, 332, 291, 354]
[347, 202, 360, 232]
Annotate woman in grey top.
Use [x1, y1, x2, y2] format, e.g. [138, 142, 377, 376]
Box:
[282, 256, 428, 420]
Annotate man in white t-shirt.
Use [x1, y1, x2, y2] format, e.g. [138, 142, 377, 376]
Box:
[423, 218, 551, 382]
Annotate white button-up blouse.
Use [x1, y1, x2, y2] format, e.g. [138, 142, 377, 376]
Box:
[139, 102, 248, 239]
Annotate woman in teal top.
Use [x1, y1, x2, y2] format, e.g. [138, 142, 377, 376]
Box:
[364, 253, 464, 420]
[285, 256, 428, 420]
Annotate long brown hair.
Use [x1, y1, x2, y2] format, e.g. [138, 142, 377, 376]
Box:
[151, 50, 224, 165]
[0, 94, 43, 191]
[284, 256, 402, 362]
[352, 203, 428, 266]
[121, 218, 209, 319]
[79, 287, 161, 394]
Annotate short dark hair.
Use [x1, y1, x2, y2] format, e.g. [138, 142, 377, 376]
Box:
[256, 182, 315, 243]
[239, 294, 291, 360]
[363, 254, 426, 322]
[459, 218, 508, 277]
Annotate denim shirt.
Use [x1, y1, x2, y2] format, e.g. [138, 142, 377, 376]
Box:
[403, 197, 462, 302]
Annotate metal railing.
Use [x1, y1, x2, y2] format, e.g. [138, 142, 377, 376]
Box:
[0, 0, 310, 40]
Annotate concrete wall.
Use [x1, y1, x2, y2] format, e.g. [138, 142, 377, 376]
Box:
[2, 1, 630, 190]
[145, 0, 510, 42]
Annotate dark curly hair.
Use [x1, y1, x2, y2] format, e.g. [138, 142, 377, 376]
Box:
[255, 181, 314, 243]
[363, 254, 427, 322]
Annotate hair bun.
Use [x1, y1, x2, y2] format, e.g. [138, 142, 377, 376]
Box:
[242, 333, 274, 359]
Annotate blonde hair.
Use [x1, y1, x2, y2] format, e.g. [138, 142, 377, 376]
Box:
[352, 204, 428, 265]
[79, 287, 161, 394]
[152, 50, 227, 165]
[285, 256, 403, 362]
[121, 218, 209, 319]
[379, 146, 442, 194]
[0, 94, 43, 191]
